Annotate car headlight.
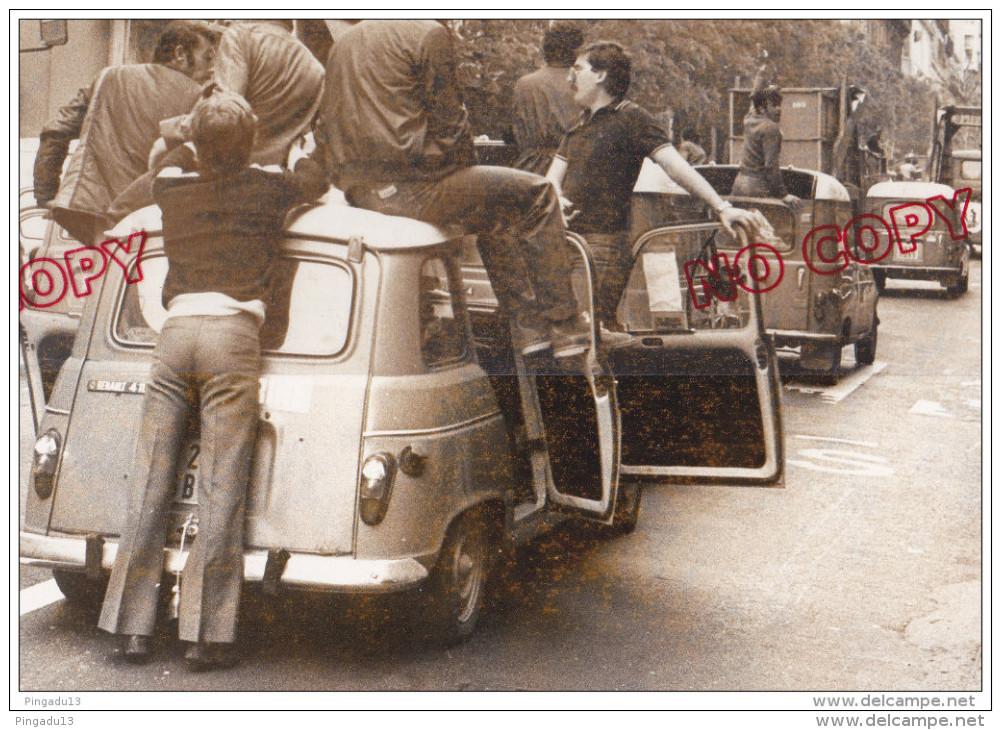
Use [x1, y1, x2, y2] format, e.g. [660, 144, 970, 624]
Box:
[359, 452, 397, 526]
[31, 428, 62, 499]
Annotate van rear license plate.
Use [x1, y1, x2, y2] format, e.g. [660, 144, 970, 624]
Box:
[894, 243, 922, 262]
[175, 442, 200, 504]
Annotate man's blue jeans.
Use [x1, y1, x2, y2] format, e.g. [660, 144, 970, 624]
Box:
[346, 165, 578, 323]
[99, 313, 261, 644]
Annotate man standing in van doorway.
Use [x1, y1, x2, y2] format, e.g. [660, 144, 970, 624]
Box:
[320, 19, 591, 359]
[32, 20, 217, 245]
[545, 41, 760, 332]
[731, 64, 802, 206]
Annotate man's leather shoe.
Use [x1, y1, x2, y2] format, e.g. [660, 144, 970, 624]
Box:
[121, 634, 152, 664]
[598, 326, 633, 349]
[184, 642, 238, 672]
[510, 311, 551, 356]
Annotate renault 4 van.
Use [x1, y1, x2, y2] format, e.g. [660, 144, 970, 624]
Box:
[21, 198, 783, 644]
[631, 162, 879, 380]
[863, 180, 971, 297]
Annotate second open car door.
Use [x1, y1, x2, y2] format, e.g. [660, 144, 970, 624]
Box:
[604, 222, 784, 486]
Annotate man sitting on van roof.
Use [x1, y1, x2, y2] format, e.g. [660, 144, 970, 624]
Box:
[320, 19, 590, 358]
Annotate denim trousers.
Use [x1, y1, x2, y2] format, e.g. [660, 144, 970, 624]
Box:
[347, 165, 578, 323]
[584, 230, 633, 326]
[98, 313, 261, 644]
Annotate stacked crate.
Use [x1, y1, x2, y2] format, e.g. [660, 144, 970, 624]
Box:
[729, 88, 841, 174]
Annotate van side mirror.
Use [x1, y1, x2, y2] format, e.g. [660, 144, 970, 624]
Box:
[21, 19, 68, 53]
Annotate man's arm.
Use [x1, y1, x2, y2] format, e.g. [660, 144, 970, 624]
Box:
[284, 156, 330, 204]
[33, 83, 92, 205]
[419, 24, 475, 170]
[649, 145, 760, 236]
[212, 26, 250, 97]
[544, 156, 575, 226]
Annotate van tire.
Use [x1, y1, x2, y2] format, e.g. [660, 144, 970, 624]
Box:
[873, 270, 886, 293]
[854, 322, 878, 367]
[52, 569, 108, 612]
[418, 513, 491, 645]
[947, 273, 969, 298]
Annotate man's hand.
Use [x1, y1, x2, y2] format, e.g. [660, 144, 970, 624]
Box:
[783, 194, 803, 212]
[558, 195, 579, 227]
[718, 205, 760, 238]
[148, 138, 169, 170]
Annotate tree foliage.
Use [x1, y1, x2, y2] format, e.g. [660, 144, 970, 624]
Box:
[452, 19, 940, 160]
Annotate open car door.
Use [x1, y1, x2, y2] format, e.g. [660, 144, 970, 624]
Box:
[531, 233, 620, 522]
[461, 233, 620, 524]
[605, 222, 784, 486]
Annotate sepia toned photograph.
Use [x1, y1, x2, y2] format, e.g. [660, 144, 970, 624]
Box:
[14, 11, 986, 718]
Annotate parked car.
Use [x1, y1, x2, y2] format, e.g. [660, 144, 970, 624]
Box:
[20, 196, 783, 644]
[863, 180, 971, 297]
[631, 161, 879, 380]
[19, 137, 84, 400]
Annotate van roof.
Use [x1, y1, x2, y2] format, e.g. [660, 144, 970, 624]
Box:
[108, 197, 454, 251]
[866, 181, 956, 200]
[633, 160, 851, 201]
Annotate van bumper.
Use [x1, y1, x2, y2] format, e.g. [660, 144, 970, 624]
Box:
[19, 530, 429, 593]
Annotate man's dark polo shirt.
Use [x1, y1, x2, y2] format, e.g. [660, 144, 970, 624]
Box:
[555, 99, 672, 234]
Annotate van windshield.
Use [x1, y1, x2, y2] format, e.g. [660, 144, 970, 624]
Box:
[114, 253, 354, 356]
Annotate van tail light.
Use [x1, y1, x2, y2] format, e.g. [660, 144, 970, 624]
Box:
[359, 452, 397, 526]
[31, 428, 62, 499]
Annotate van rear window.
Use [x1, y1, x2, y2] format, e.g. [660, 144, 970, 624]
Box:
[881, 203, 951, 232]
[114, 253, 353, 356]
[959, 160, 981, 181]
[714, 204, 794, 251]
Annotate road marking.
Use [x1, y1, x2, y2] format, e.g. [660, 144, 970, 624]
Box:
[20, 579, 65, 616]
[787, 449, 894, 477]
[785, 361, 887, 402]
[794, 434, 878, 448]
[820, 361, 887, 403]
[908, 399, 954, 419]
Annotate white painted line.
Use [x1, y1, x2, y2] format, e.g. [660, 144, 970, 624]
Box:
[909, 399, 954, 418]
[793, 434, 879, 448]
[784, 383, 824, 396]
[20, 578, 65, 616]
[819, 361, 888, 404]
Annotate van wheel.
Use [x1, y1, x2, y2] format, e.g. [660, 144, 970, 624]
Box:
[854, 322, 878, 367]
[873, 270, 886, 293]
[52, 570, 108, 612]
[598, 481, 642, 537]
[418, 514, 491, 645]
[947, 273, 969, 297]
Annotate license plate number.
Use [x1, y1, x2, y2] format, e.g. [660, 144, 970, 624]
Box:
[894, 243, 923, 262]
[175, 442, 200, 504]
